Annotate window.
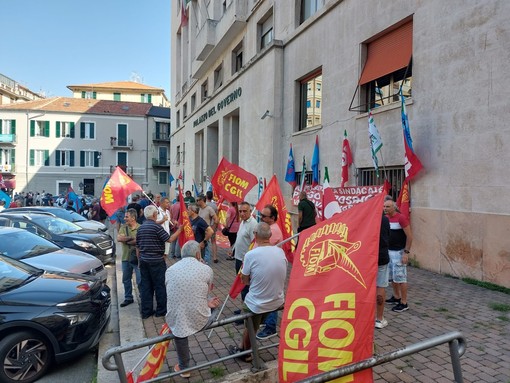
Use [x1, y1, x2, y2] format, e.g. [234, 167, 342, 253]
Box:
[299, 70, 322, 130]
[201, 80, 208, 102]
[81, 91, 97, 99]
[358, 166, 405, 201]
[259, 13, 274, 50]
[117, 124, 128, 146]
[214, 63, 223, 90]
[352, 19, 413, 112]
[29, 149, 50, 166]
[80, 122, 95, 139]
[232, 41, 243, 74]
[56, 121, 75, 138]
[300, 0, 325, 24]
[80, 150, 100, 167]
[176, 110, 181, 128]
[296, 171, 313, 187]
[114, 92, 121, 101]
[0, 149, 15, 170]
[30, 120, 50, 137]
[176, 145, 181, 165]
[55, 150, 75, 167]
[155, 122, 170, 140]
[0, 119, 16, 135]
[191, 93, 196, 112]
[117, 152, 128, 166]
[158, 171, 168, 185]
[141, 94, 152, 103]
[183, 102, 188, 118]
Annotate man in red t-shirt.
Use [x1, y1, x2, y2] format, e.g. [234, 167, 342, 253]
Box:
[383, 200, 413, 313]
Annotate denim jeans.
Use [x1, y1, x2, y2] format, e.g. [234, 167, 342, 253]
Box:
[262, 311, 277, 333]
[204, 242, 211, 264]
[121, 260, 141, 301]
[139, 259, 167, 317]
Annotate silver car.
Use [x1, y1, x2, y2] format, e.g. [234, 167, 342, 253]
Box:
[0, 227, 107, 283]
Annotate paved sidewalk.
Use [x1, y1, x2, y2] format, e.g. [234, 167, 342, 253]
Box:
[104, 244, 510, 383]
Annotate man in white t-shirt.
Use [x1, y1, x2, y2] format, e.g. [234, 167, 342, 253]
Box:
[156, 197, 172, 260]
[227, 222, 287, 362]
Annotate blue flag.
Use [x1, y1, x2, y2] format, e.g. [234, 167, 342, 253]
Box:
[285, 144, 296, 188]
[169, 172, 175, 185]
[311, 135, 320, 186]
[67, 187, 83, 211]
[0, 190, 11, 208]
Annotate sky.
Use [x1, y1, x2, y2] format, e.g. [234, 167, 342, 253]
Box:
[2, 0, 171, 98]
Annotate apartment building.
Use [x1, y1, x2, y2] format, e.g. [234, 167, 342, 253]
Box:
[0, 73, 43, 105]
[0, 97, 170, 197]
[171, 0, 510, 286]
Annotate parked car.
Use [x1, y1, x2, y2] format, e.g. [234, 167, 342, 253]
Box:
[0, 212, 115, 264]
[4, 206, 108, 233]
[0, 255, 111, 383]
[0, 227, 107, 283]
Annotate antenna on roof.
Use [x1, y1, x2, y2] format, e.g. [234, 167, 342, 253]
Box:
[130, 72, 143, 84]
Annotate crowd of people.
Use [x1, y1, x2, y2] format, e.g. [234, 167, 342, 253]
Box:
[113, 189, 413, 378]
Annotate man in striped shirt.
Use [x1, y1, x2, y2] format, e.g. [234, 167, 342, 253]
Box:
[136, 205, 181, 319]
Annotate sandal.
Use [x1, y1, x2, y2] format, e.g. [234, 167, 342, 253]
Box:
[174, 364, 191, 378]
[227, 345, 253, 363]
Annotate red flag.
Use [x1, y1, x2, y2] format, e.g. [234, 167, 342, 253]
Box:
[136, 323, 171, 382]
[211, 157, 258, 203]
[341, 130, 353, 187]
[100, 167, 142, 217]
[278, 191, 385, 383]
[228, 267, 245, 299]
[322, 180, 341, 219]
[396, 180, 410, 219]
[180, 0, 188, 27]
[178, 186, 195, 247]
[404, 139, 423, 181]
[255, 175, 294, 263]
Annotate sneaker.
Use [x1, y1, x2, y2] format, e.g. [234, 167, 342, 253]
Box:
[375, 318, 388, 329]
[174, 364, 191, 378]
[256, 328, 277, 340]
[392, 303, 409, 312]
[120, 300, 134, 307]
[385, 296, 401, 305]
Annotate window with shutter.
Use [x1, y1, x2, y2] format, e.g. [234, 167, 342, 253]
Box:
[56, 122, 61, 138]
[55, 150, 61, 166]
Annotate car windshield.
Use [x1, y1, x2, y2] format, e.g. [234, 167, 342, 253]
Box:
[30, 215, 83, 234]
[0, 230, 61, 259]
[49, 208, 87, 222]
[0, 255, 42, 293]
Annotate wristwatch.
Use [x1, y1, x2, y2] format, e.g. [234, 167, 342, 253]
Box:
[403, 250, 410, 254]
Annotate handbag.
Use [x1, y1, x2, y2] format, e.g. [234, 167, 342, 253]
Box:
[129, 247, 138, 265]
[221, 217, 234, 236]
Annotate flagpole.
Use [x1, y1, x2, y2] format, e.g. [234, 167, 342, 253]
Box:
[206, 295, 231, 339]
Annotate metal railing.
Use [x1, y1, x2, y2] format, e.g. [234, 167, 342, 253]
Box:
[102, 311, 280, 383]
[296, 331, 466, 383]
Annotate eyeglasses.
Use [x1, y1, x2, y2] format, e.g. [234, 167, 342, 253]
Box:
[260, 214, 270, 218]
[239, 209, 249, 213]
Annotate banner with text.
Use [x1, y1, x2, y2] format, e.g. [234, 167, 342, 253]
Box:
[292, 185, 384, 219]
[278, 191, 385, 382]
[211, 157, 258, 203]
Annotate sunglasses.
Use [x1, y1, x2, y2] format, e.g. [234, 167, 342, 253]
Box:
[239, 209, 249, 213]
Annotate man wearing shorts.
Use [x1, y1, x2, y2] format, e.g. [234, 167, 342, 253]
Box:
[227, 222, 287, 362]
[384, 200, 413, 313]
[376, 213, 390, 328]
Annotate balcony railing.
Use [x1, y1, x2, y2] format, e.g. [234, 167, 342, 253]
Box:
[152, 158, 170, 167]
[110, 165, 133, 176]
[0, 134, 16, 144]
[110, 138, 134, 149]
[152, 132, 170, 141]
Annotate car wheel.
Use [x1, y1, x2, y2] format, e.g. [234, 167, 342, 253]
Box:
[0, 331, 52, 383]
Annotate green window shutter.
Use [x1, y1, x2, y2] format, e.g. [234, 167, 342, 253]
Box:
[11, 120, 16, 135]
[29, 150, 35, 166]
[148, 94, 152, 103]
[10, 149, 15, 164]
[114, 93, 121, 101]
[90, 124, 95, 139]
[30, 120, 35, 137]
[80, 151, 85, 167]
[55, 150, 61, 166]
[92, 91, 97, 99]
[56, 121, 61, 137]
[44, 121, 50, 137]
[0, 120, 2, 130]
[141, 94, 144, 102]
[70, 151, 75, 167]
[80, 123, 85, 138]
[70, 122, 75, 138]
[81, 91, 86, 98]
[94, 151, 100, 167]
[44, 150, 50, 166]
